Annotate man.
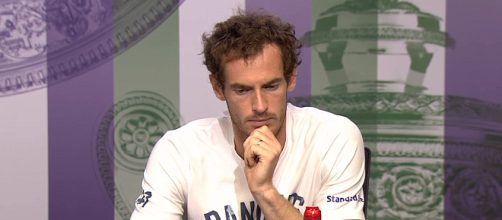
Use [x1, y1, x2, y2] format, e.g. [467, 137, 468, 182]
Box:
[131, 11, 365, 220]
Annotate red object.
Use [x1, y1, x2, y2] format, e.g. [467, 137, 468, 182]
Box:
[304, 206, 321, 220]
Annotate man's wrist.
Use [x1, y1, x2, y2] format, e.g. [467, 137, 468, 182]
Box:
[251, 185, 303, 220]
[252, 184, 279, 202]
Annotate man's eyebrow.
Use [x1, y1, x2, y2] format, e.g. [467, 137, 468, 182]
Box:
[228, 77, 284, 89]
[229, 83, 252, 89]
[264, 78, 282, 85]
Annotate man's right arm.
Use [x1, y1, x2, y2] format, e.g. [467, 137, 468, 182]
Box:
[130, 137, 187, 220]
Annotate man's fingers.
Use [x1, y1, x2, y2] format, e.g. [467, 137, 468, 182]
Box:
[249, 127, 274, 144]
[244, 140, 270, 167]
[248, 126, 281, 153]
[244, 125, 282, 168]
[244, 144, 258, 167]
[249, 131, 270, 144]
[255, 125, 275, 139]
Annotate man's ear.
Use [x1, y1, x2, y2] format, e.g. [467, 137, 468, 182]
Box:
[209, 74, 225, 101]
[287, 69, 298, 92]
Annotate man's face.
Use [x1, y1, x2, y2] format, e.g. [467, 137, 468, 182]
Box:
[211, 44, 297, 142]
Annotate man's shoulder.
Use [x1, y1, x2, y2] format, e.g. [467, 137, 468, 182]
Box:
[286, 104, 363, 159]
[165, 117, 228, 138]
[152, 116, 231, 156]
[287, 103, 361, 140]
[288, 103, 351, 125]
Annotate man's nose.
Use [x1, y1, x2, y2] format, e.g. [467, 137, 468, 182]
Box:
[252, 90, 267, 113]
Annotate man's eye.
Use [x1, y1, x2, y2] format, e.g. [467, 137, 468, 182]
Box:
[264, 84, 279, 90]
[234, 89, 249, 95]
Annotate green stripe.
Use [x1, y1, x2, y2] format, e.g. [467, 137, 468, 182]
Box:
[113, 10, 180, 219]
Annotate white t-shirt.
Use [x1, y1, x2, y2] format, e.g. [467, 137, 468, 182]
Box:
[131, 104, 365, 220]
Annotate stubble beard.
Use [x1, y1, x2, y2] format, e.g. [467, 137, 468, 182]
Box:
[229, 109, 286, 143]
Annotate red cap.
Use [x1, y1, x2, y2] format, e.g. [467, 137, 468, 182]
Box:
[304, 206, 321, 220]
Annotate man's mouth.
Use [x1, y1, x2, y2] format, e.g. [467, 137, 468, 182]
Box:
[248, 118, 272, 127]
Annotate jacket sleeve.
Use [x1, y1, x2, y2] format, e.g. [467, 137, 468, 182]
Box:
[130, 135, 188, 220]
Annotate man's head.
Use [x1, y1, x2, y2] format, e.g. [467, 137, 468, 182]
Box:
[202, 11, 302, 88]
[202, 11, 302, 144]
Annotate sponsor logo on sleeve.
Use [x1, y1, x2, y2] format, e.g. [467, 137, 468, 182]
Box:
[136, 191, 152, 208]
[327, 194, 364, 203]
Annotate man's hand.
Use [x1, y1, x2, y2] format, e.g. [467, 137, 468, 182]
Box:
[243, 125, 282, 194]
[242, 126, 303, 220]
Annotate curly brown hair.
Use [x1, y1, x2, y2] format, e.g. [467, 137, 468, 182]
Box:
[202, 10, 302, 87]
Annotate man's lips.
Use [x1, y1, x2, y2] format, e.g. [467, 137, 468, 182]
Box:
[248, 118, 272, 126]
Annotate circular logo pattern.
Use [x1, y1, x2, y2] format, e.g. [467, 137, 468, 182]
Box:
[113, 95, 179, 172]
[0, 0, 182, 96]
[99, 91, 180, 173]
[94, 90, 180, 219]
[376, 165, 443, 218]
[448, 167, 501, 219]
